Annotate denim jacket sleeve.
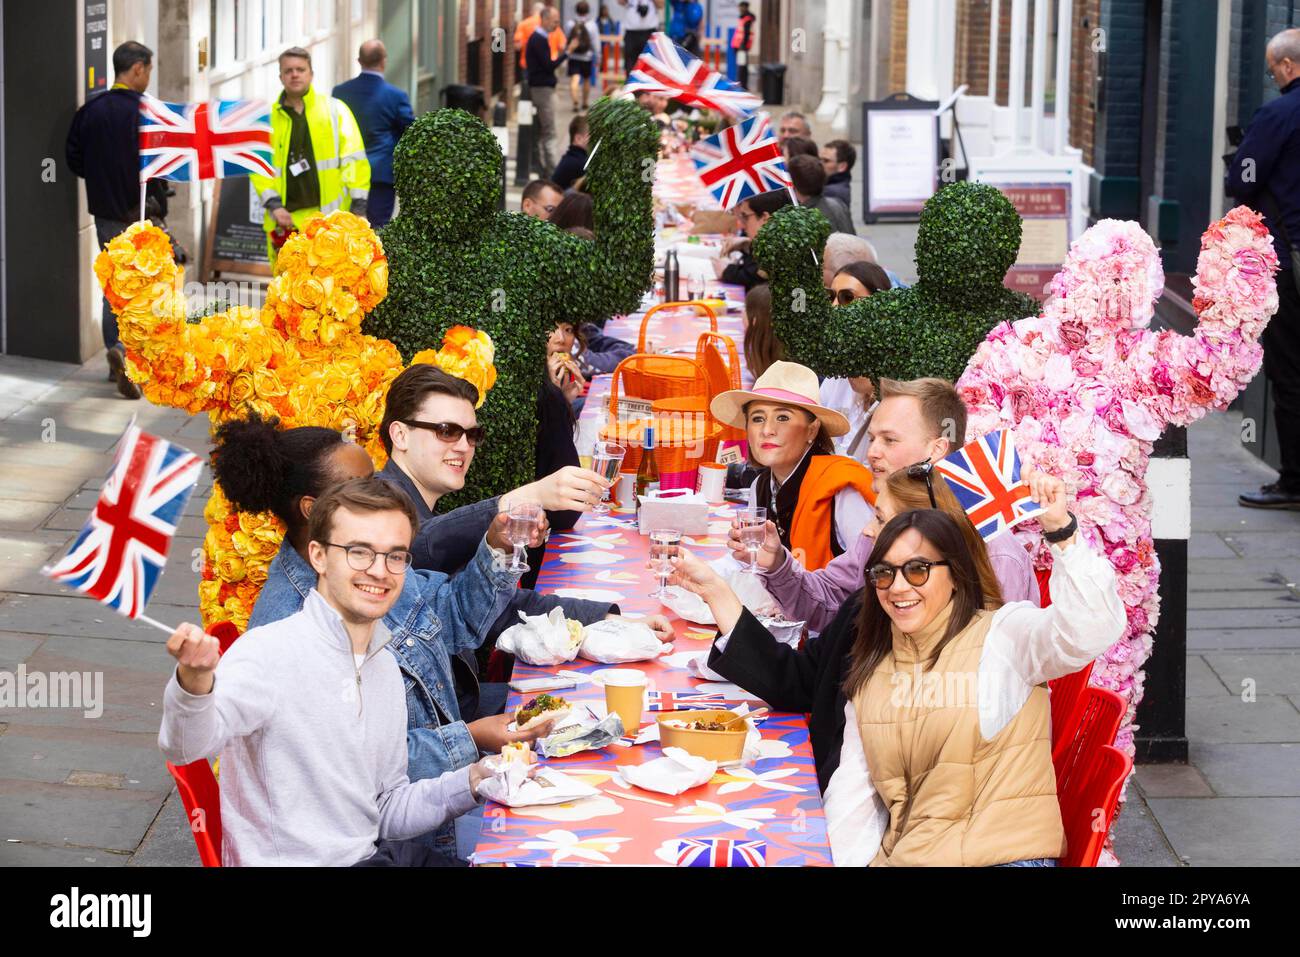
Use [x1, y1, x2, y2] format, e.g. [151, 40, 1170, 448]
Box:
[411, 496, 502, 573]
[423, 534, 521, 654]
[406, 720, 481, 783]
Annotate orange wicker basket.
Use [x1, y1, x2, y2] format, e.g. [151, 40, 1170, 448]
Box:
[637, 300, 718, 353]
[695, 331, 745, 443]
[599, 355, 717, 476]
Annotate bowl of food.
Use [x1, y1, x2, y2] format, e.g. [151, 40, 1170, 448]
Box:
[656, 709, 747, 763]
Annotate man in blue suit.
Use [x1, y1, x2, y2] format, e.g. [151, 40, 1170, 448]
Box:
[333, 40, 415, 227]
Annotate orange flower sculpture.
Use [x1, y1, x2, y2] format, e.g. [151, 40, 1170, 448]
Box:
[95, 212, 497, 629]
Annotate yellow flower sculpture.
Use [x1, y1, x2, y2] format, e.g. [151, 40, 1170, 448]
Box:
[95, 212, 497, 630]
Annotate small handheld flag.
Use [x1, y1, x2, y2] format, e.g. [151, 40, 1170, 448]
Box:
[676, 838, 766, 867]
[691, 112, 791, 210]
[138, 97, 274, 183]
[44, 423, 202, 632]
[933, 429, 1042, 541]
[625, 33, 762, 120]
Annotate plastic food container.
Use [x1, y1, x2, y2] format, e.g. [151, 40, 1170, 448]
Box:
[655, 709, 747, 763]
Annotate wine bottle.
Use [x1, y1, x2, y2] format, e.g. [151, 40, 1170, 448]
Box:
[635, 424, 660, 518]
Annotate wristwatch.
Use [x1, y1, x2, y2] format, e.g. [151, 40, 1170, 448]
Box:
[1042, 511, 1078, 544]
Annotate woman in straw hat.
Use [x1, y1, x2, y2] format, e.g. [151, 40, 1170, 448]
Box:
[710, 360, 876, 572]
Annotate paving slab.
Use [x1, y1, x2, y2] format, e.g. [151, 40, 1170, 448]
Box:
[1142, 797, 1300, 866]
[1189, 532, 1240, 559]
[1186, 607, 1300, 631]
[0, 593, 198, 642]
[0, 632, 45, 671]
[0, 498, 64, 533]
[1111, 791, 1181, 867]
[1185, 695, 1300, 744]
[0, 841, 130, 866]
[0, 723, 173, 792]
[1187, 589, 1300, 609]
[1188, 556, 1300, 588]
[1186, 628, 1300, 652]
[0, 777, 169, 852]
[1133, 762, 1215, 798]
[1191, 505, 1300, 533]
[1189, 742, 1300, 797]
[1204, 653, 1300, 696]
[1185, 655, 1231, 696]
[127, 788, 201, 867]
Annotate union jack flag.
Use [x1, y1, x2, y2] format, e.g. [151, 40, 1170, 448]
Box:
[138, 97, 274, 182]
[625, 33, 762, 120]
[933, 429, 1041, 542]
[676, 839, 766, 867]
[647, 690, 736, 711]
[690, 112, 791, 210]
[44, 424, 203, 619]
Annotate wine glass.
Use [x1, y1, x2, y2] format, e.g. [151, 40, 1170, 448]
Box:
[687, 276, 705, 302]
[590, 441, 626, 514]
[505, 502, 543, 573]
[737, 506, 767, 574]
[649, 528, 682, 600]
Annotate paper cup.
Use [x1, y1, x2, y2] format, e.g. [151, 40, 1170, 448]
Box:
[697, 462, 728, 504]
[602, 669, 648, 737]
[616, 472, 637, 509]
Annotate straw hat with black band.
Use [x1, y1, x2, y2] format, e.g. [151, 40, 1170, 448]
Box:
[710, 361, 851, 438]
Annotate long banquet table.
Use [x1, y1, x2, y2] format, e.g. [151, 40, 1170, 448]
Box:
[471, 154, 832, 867]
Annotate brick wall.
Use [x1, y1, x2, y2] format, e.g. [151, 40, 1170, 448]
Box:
[1069, 0, 1100, 167]
[888, 0, 908, 92]
[955, 0, 992, 96]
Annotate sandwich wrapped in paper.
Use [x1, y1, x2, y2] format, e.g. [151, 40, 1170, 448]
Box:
[495, 606, 585, 666]
[536, 712, 626, 758]
[477, 764, 599, 807]
[579, 617, 667, 663]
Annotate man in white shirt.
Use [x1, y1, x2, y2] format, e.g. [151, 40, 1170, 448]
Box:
[619, 0, 661, 75]
[159, 476, 510, 866]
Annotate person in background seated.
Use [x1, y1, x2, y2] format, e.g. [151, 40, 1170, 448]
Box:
[819, 260, 893, 461]
[710, 360, 876, 571]
[521, 178, 564, 220]
[713, 188, 792, 290]
[820, 139, 855, 208]
[667, 472, 1123, 866]
[789, 154, 855, 236]
[742, 283, 783, 380]
[782, 136, 819, 163]
[550, 189, 594, 232]
[552, 113, 590, 190]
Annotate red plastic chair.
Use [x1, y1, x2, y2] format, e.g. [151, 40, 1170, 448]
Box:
[1058, 744, 1132, 867]
[1054, 685, 1124, 795]
[164, 618, 242, 867]
[166, 758, 222, 867]
[1049, 660, 1095, 767]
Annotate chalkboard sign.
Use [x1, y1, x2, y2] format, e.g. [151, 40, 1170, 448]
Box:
[203, 177, 271, 278]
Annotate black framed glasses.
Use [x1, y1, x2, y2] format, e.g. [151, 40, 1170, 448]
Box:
[868, 558, 950, 589]
[826, 287, 860, 306]
[906, 459, 939, 509]
[325, 542, 413, 574]
[402, 420, 486, 446]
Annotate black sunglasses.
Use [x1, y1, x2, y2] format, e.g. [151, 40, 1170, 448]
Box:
[826, 287, 858, 306]
[906, 459, 939, 509]
[402, 420, 486, 446]
[868, 558, 950, 589]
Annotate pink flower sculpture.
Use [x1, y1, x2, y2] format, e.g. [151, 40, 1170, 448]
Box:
[959, 208, 1279, 851]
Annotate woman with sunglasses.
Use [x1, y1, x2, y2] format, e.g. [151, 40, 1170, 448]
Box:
[732, 461, 1041, 635]
[667, 470, 1125, 866]
[820, 261, 892, 464]
[710, 360, 876, 572]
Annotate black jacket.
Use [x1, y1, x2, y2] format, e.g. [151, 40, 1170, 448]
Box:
[66, 87, 166, 222]
[552, 144, 589, 190]
[1226, 77, 1300, 261]
[720, 248, 766, 291]
[708, 594, 862, 792]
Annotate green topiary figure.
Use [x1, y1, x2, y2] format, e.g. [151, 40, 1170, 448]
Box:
[751, 180, 1040, 384]
[365, 97, 660, 511]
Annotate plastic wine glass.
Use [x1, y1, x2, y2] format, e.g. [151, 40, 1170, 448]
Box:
[687, 276, 705, 301]
[505, 502, 543, 573]
[590, 441, 626, 514]
[649, 528, 683, 600]
[737, 506, 767, 574]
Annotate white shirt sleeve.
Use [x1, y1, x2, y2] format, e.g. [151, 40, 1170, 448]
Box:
[824, 700, 889, 867]
[977, 539, 1127, 739]
[833, 486, 874, 553]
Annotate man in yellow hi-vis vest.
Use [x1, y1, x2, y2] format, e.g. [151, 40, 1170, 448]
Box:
[251, 46, 371, 266]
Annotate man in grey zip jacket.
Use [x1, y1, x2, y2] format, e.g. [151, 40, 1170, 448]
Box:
[159, 477, 510, 866]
